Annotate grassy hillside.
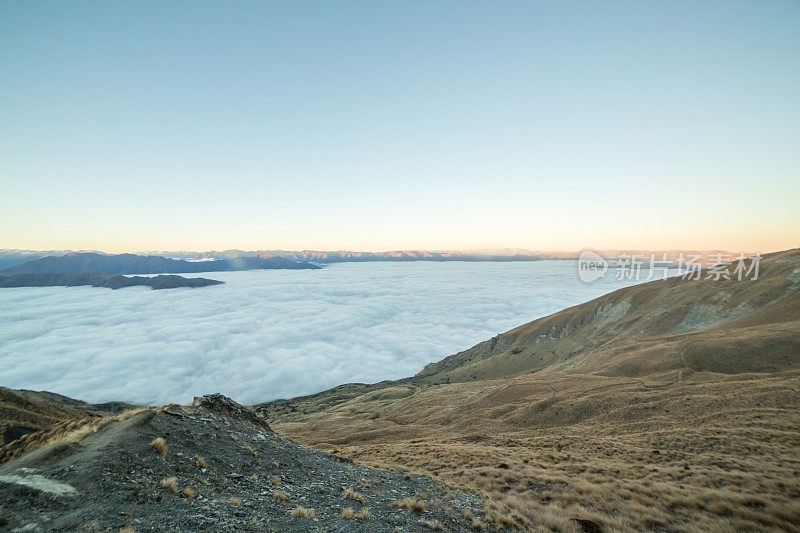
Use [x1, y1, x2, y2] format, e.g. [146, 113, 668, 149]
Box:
[261, 249, 800, 531]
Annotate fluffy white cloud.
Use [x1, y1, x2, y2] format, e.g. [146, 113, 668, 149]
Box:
[0, 261, 646, 405]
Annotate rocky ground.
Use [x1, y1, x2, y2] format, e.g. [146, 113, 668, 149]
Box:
[0, 395, 484, 532]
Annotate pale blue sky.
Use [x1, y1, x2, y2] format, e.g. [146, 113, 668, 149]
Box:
[1, 1, 798, 252]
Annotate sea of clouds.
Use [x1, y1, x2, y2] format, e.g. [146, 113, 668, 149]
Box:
[0, 261, 651, 405]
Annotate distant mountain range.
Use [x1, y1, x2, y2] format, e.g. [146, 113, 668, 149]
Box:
[144, 249, 577, 263]
[0, 250, 73, 271]
[129, 248, 749, 263]
[0, 252, 319, 276]
[0, 273, 223, 290]
[0, 248, 748, 272]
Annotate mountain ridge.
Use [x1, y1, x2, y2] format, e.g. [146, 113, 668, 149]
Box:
[0, 272, 224, 290]
[0, 394, 483, 531]
[0, 252, 319, 276]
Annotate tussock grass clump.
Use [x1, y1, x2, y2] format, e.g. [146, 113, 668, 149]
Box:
[341, 507, 371, 520]
[160, 477, 178, 493]
[195, 455, 207, 468]
[291, 506, 316, 518]
[494, 513, 515, 528]
[150, 437, 167, 455]
[274, 491, 288, 502]
[342, 487, 366, 504]
[270, 476, 281, 486]
[119, 527, 135, 533]
[230, 497, 242, 506]
[182, 487, 196, 499]
[394, 497, 427, 512]
[243, 443, 260, 457]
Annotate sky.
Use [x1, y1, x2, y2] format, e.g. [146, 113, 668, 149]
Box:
[1, 1, 799, 253]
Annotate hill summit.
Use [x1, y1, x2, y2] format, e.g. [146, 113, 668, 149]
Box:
[0, 394, 482, 531]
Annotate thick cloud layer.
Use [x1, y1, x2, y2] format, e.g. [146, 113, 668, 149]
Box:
[0, 261, 647, 405]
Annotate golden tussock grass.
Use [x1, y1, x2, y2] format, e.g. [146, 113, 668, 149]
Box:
[1, 407, 152, 466]
[195, 455, 207, 468]
[182, 487, 196, 499]
[150, 437, 167, 455]
[290, 506, 316, 518]
[160, 477, 177, 493]
[273, 491, 288, 502]
[275, 370, 800, 532]
[342, 487, 365, 504]
[394, 497, 427, 512]
[243, 443, 260, 457]
[352, 508, 370, 520]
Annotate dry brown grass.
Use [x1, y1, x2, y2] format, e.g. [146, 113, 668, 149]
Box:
[182, 487, 196, 499]
[275, 370, 800, 531]
[290, 506, 316, 518]
[150, 437, 167, 455]
[341, 506, 371, 520]
[160, 477, 178, 493]
[195, 455, 207, 468]
[394, 497, 427, 512]
[2, 408, 153, 466]
[274, 491, 288, 502]
[119, 527, 135, 533]
[342, 487, 365, 504]
[243, 443, 260, 457]
[230, 497, 242, 506]
[270, 476, 281, 486]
